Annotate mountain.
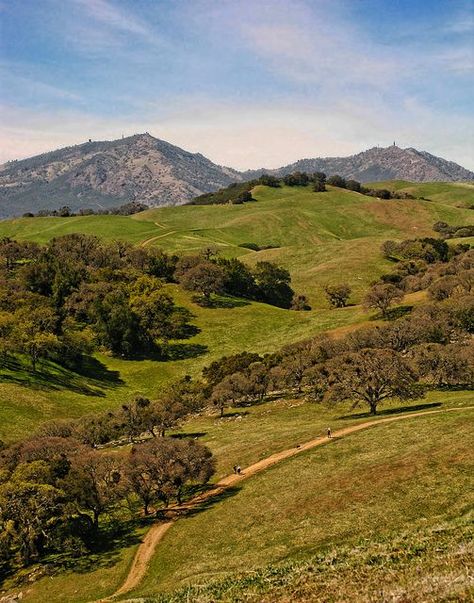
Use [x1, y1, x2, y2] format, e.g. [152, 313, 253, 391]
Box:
[245, 145, 474, 183]
[1, 136, 473, 218]
[0, 133, 242, 218]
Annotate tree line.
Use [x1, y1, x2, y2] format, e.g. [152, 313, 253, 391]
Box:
[22, 201, 150, 218]
[189, 172, 426, 205]
[203, 245, 473, 417]
[433, 221, 474, 239]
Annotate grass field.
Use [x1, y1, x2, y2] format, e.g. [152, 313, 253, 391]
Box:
[0, 182, 472, 443]
[143, 516, 473, 603]
[1, 181, 472, 601]
[128, 408, 473, 600]
[7, 392, 472, 602]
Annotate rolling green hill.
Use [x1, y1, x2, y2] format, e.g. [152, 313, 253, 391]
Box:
[0, 182, 472, 442]
[8, 398, 473, 602]
[1, 181, 473, 603]
[132, 409, 473, 601]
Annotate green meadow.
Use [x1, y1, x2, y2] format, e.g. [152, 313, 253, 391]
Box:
[12, 396, 473, 603]
[0, 182, 472, 442]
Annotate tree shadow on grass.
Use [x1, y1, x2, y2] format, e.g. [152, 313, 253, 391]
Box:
[192, 294, 251, 309]
[337, 402, 442, 421]
[129, 342, 208, 362]
[159, 486, 242, 522]
[170, 431, 207, 440]
[43, 520, 143, 577]
[368, 305, 413, 322]
[0, 355, 123, 397]
[385, 305, 413, 320]
[162, 343, 208, 361]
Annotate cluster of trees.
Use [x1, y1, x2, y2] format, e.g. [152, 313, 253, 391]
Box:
[0, 235, 306, 370]
[382, 237, 450, 263]
[174, 252, 309, 310]
[324, 284, 352, 308]
[378, 240, 473, 303]
[42, 376, 207, 447]
[0, 234, 191, 365]
[201, 288, 473, 417]
[0, 427, 214, 570]
[22, 201, 149, 218]
[433, 221, 474, 239]
[190, 182, 256, 206]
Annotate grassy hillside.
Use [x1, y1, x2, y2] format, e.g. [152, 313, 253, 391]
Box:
[1, 183, 472, 305]
[367, 180, 474, 207]
[0, 182, 472, 442]
[11, 399, 472, 602]
[130, 408, 474, 601]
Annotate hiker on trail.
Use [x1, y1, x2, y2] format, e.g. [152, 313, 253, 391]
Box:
[327, 427, 332, 438]
[232, 465, 237, 474]
[236, 465, 242, 475]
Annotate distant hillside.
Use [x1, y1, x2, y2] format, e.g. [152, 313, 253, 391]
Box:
[245, 145, 474, 184]
[1, 136, 473, 218]
[0, 133, 242, 218]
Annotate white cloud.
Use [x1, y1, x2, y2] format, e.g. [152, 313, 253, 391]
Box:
[73, 0, 152, 38]
[1, 97, 473, 171]
[54, 0, 163, 54]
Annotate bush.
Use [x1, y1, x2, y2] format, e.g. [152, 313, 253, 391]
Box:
[327, 175, 346, 188]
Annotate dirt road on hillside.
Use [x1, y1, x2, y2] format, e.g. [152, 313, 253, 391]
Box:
[97, 406, 472, 602]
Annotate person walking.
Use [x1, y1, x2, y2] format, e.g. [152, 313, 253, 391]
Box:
[327, 427, 332, 438]
[236, 465, 242, 475]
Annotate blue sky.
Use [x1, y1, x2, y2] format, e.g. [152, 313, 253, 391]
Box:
[0, 0, 473, 168]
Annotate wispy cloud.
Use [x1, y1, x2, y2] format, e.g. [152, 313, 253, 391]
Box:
[2, 95, 473, 171]
[59, 0, 162, 54]
[1, 0, 472, 170]
[73, 0, 150, 37]
[0, 64, 83, 103]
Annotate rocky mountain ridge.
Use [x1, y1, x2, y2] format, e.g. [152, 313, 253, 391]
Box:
[245, 145, 474, 183]
[1, 134, 472, 217]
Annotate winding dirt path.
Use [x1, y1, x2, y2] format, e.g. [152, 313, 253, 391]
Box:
[140, 230, 177, 248]
[98, 405, 472, 601]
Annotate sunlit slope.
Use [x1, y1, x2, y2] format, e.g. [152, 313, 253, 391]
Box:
[367, 180, 474, 207]
[0, 182, 472, 442]
[15, 397, 474, 603]
[2, 183, 471, 305]
[129, 409, 473, 600]
[136, 183, 473, 303]
[0, 214, 159, 244]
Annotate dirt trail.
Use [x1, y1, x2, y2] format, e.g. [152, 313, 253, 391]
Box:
[140, 230, 177, 247]
[98, 406, 472, 602]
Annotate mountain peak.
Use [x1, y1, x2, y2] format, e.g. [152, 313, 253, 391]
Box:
[1, 135, 472, 218]
[253, 144, 474, 184]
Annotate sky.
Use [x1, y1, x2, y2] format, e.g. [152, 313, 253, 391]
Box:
[0, 0, 473, 169]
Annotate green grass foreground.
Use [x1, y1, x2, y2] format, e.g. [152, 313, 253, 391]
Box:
[7, 395, 473, 602]
[130, 408, 474, 601]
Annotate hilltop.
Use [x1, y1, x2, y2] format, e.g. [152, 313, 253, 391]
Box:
[247, 145, 474, 183]
[0, 133, 241, 218]
[1, 135, 473, 217]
